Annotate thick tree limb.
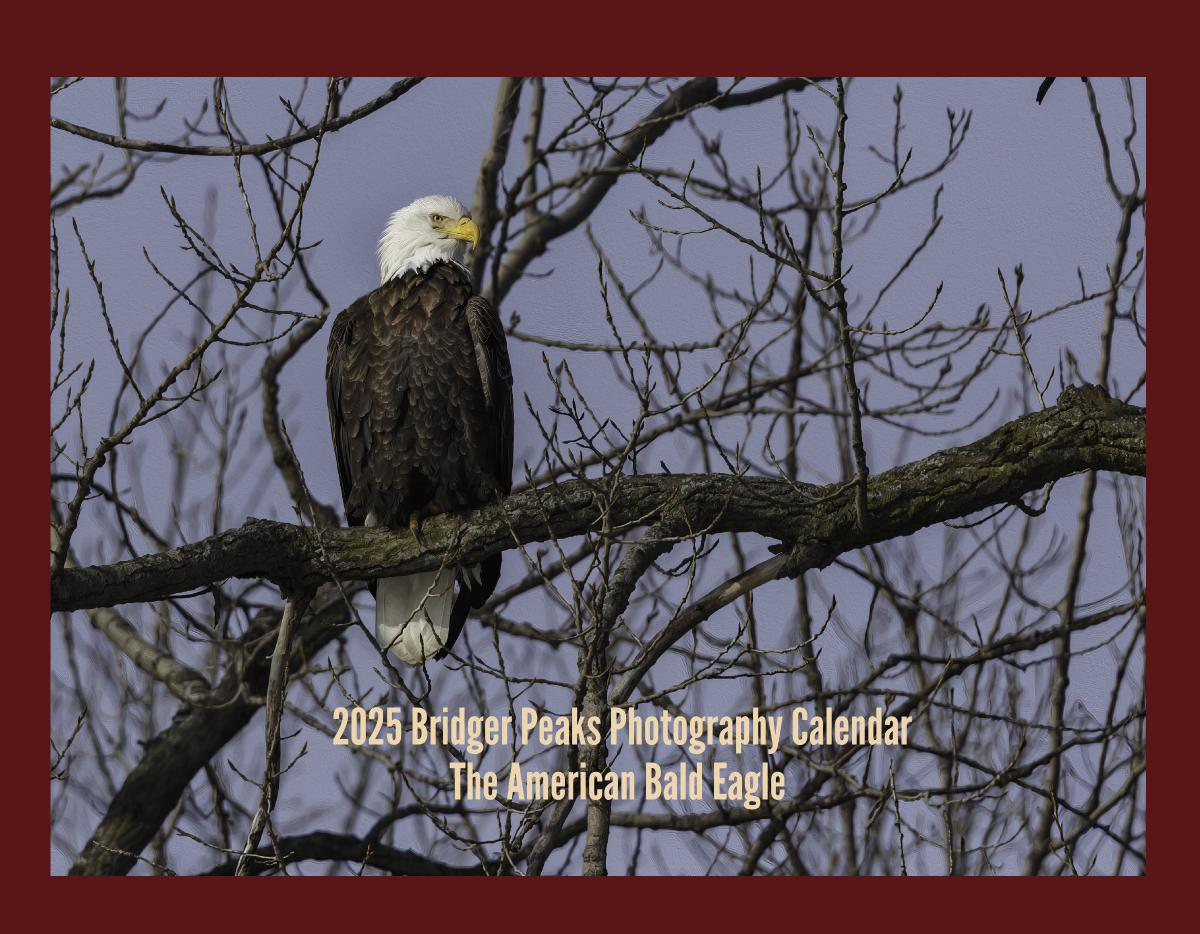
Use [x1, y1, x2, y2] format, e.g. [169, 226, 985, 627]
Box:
[68, 586, 361, 876]
[206, 831, 489, 876]
[52, 385, 1144, 615]
[470, 77, 524, 287]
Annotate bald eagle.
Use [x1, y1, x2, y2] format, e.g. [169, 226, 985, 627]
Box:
[325, 195, 513, 664]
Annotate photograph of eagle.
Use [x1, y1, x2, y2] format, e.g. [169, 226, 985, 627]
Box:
[325, 195, 514, 665]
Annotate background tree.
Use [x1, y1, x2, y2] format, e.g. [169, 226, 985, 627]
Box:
[50, 76, 1145, 876]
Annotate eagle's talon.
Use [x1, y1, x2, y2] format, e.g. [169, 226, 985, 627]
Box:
[408, 512, 428, 549]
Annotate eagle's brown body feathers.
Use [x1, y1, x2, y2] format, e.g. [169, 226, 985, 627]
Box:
[326, 261, 513, 660]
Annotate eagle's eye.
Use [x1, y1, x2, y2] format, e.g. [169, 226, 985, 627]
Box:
[430, 213, 446, 224]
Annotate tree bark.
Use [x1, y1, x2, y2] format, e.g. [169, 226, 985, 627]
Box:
[53, 385, 1144, 614]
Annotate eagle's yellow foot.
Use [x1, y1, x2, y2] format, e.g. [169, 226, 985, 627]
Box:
[408, 511, 428, 549]
[409, 504, 447, 548]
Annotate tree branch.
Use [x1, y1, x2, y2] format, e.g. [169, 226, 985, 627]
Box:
[53, 385, 1143, 615]
[488, 77, 826, 305]
[51, 78, 425, 157]
[206, 830, 490, 876]
[68, 585, 362, 876]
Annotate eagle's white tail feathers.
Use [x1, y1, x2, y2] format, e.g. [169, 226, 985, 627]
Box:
[365, 509, 484, 664]
[375, 570, 454, 665]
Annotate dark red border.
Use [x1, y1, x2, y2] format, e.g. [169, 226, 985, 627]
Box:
[22, 1, 1189, 922]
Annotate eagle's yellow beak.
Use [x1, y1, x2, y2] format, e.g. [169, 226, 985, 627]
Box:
[446, 216, 481, 250]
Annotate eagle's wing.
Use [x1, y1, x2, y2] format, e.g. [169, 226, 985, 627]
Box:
[437, 292, 513, 661]
[326, 297, 374, 526]
[464, 294, 514, 493]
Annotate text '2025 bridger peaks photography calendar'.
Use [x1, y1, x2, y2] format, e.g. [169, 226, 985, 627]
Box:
[50, 76, 1146, 878]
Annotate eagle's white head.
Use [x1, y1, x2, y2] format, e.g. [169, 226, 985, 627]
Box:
[378, 194, 480, 284]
